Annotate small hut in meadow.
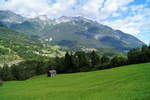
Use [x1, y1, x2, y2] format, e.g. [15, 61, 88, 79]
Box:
[47, 70, 57, 77]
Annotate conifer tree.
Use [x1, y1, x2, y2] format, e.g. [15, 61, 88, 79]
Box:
[101, 55, 110, 64]
[90, 51, 100, 67]
[1, 64, 14, 81]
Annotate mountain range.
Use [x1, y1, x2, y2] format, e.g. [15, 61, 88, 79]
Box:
[0, 10, 145, 51]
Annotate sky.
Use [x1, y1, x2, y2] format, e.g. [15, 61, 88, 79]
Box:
[0, 0, 150, 44]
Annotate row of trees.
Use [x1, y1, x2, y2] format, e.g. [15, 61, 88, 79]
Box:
[52, 51, 128, 73]
[0, 61, 49, 81]
[128, 45, 150, 64]
[0, 45, 150, 81]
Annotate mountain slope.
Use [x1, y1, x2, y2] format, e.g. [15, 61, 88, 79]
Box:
[0, 26, 65, 66]
[0, 11, 145, 51]
[0, 10, 25, 26]
[1, 63, 150, 100]
[10, 15, 49, 36]
[42, 17, 144, 50]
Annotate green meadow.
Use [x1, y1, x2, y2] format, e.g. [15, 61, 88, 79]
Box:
[0, 63, 150, 100]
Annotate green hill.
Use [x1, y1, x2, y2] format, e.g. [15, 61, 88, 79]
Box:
[0, 63, 150, 100]
[0, 26, 66, 66]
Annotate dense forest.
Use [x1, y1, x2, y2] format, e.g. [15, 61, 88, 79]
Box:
[0, 45, 150, 82]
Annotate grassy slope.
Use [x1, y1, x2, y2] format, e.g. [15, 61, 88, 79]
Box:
[0, 63, 150, 100]
[0, 26, 66, 65]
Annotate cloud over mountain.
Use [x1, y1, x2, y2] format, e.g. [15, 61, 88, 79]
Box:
[0, 0, 149, 44]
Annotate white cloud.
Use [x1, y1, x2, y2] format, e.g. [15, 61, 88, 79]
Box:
[99, 0, 134, 19]
[102, 4, 150, 35]
[130, 5, 145, 11]
[80, 0, 104, 17]
[0, 0, 77, 18]
[112, 12, 120, 17]
[47, 0, 76, 17]
[0, 0, 50, 17]
[0, 0, 135, 19]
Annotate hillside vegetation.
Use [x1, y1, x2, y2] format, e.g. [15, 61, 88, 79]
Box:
[0, 26, 66, 66]
[0, 63, 150, 100]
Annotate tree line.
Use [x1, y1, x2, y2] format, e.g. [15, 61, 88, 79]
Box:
[0, 45, 150, 81]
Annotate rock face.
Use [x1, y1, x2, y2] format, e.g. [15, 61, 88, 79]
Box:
[0, 10, 25, 23]
[0, 10, 145, 50]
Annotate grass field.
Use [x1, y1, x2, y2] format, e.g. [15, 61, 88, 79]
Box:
[0, 63, 150, 100]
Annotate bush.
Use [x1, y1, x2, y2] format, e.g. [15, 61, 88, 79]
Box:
[0, 46, 11, 55]
[110, 56, 128, 67]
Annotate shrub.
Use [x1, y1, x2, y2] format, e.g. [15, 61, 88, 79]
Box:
[110, 56, 128, 67]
